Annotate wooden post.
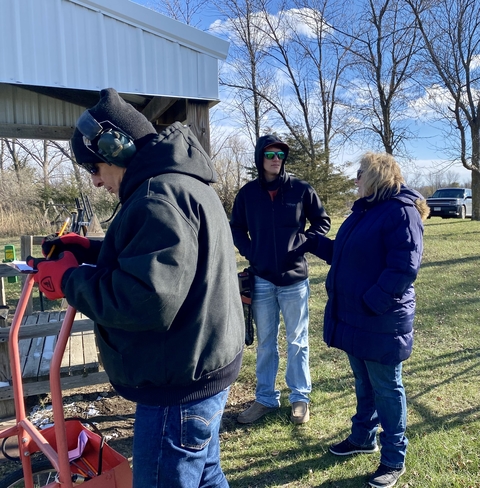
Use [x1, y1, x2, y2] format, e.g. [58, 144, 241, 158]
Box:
[20, 235, 34, 315]
[185, 100, 211, 156]
[0, 278, 5, 307]
[0, 249, 13, 416]
[0, 302, 13, 417]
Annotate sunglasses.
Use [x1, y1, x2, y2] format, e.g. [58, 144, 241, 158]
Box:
[264, 151, 286, 160]
[81, 162, 99, 175]
[356, 169, 363, 180]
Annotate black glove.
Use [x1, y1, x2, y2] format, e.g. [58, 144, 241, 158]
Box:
[41, 232, 102, 264]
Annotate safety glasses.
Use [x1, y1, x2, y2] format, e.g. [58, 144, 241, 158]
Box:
[76, 110, 111, 168]
[81, 162, 99, 175]
[264, 151, 286, 160]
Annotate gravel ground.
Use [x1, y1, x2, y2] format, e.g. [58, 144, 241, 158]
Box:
[0, 380, 248, 482]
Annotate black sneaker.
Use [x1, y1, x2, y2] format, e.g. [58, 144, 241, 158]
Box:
[329, 438, 379, 456]
[369, 464, 406, 488]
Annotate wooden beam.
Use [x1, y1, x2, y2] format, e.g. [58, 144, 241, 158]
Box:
[0, 318, 94, 342]
[0, 124, 74, 141]
[153, 99, 187, 128]
[0, 371, 110, 401]
[20, 236, 34, 315]
[141, 96, 179, 123]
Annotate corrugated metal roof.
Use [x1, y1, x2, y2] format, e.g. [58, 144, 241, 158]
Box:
[0, 0, 229, 100]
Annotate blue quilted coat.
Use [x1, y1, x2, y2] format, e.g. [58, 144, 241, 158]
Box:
[315, 186, 428, 365]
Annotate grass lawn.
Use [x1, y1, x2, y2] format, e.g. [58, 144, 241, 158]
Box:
[223, 217, 480, 487]
[0, 218, 479, 487]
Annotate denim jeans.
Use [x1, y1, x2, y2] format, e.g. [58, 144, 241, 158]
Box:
[347, 354, 408, 469]
[132, 388, 230, 488]
[252, 276, 311, 407]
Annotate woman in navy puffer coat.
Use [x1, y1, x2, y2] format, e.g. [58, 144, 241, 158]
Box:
[313, 152, 430, 488]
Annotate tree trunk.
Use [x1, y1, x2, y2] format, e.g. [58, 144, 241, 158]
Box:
[471, 123, 480, 220]
[471, 168, 480, 220]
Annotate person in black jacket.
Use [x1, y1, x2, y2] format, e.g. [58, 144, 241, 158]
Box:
[230, 134, 330, 424]
[27, 88, 244, 488]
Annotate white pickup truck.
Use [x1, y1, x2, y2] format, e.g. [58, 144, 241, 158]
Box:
[426, 187, 472, 219]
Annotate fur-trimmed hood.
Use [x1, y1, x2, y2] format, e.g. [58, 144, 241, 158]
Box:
[414, 198, 431, 221]
[393, 186, 430, 221]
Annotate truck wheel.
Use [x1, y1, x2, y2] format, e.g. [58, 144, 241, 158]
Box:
[459, 206, 466, 219]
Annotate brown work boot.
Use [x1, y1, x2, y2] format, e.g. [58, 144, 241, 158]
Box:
[290, 401, 310, 424]
[237, 401, 278, 424]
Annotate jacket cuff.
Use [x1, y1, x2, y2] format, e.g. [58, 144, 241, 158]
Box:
[312, 235, 334, 264]
[61, 267, 77, 293]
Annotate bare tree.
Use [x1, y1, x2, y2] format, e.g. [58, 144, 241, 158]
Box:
[146, 0, 210, 27]
[49, 140, 88, 192]
[11, 139, 71, 189]
[406, 0, 480, 219]
[211, 133, 252, 214]
[0, 139, 4, 173]
[250, 0, 354, 170]
[343, 0, 420, 156]
[289, 0, 356, 168]
[213, 0, 355, 194]
[214, 0, 275, 144]
[2, 139, 29, 184]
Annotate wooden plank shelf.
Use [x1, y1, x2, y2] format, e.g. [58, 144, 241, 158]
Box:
[0, 311, 108, 403]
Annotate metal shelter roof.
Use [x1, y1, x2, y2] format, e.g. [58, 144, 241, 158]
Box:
[0, 0, 229, 142]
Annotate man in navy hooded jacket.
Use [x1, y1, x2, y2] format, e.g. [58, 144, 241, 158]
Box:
[27, 88, 244, 488]
[230, 134, 330, 425]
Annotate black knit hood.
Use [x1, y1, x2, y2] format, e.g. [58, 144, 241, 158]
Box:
[119, 122, 217, 203]
[254, 135, 289, 185]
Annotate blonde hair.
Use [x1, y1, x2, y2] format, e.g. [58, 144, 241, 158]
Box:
[358, 152, 405, 201]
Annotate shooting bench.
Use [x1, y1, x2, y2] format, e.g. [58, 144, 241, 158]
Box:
[0, 232, 107, 418]
[0, 310, 108, 403]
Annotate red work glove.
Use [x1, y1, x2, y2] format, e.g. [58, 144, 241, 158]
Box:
[41, 232, 102, 264]
[27, 252, 79, 300]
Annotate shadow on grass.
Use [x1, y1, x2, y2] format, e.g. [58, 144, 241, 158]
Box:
[222, 410, 372, 488]
[226, 456, 371, 488]
[420, 254, 480, 269]
[223, 346, 479, 487]
[425, 219, 474, 226]
[405, 348, 480, 430]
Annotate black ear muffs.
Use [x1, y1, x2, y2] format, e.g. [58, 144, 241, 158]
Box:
[76, 110, 137, 167]
[96, 129, 136, 167]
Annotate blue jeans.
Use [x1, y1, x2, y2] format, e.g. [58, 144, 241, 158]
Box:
[132, 388, 230, 488]
[252, 276, 311, 407]
[347, 354, 408, 469]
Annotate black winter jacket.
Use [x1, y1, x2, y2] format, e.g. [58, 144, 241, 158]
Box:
[63, 122, 244, 405]
[230, 135, 331, 286]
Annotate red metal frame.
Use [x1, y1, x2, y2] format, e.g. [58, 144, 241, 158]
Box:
[0, 275, 132, 487]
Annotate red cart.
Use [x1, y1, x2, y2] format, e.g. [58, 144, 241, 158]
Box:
[0, 275, 132, 487]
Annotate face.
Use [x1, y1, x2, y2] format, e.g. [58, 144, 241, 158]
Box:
[263, 146, 285, 182]
[90, 162, 127, 197]
[355, 168, 365, 197]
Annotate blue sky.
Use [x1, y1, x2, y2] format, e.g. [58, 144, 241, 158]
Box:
[131, 0, 472, 186]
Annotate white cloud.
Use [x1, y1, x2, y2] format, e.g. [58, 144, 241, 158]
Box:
[471, 54, 480, 71]
[408, 84, 451, 118]
[209, 7, 329, 48]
